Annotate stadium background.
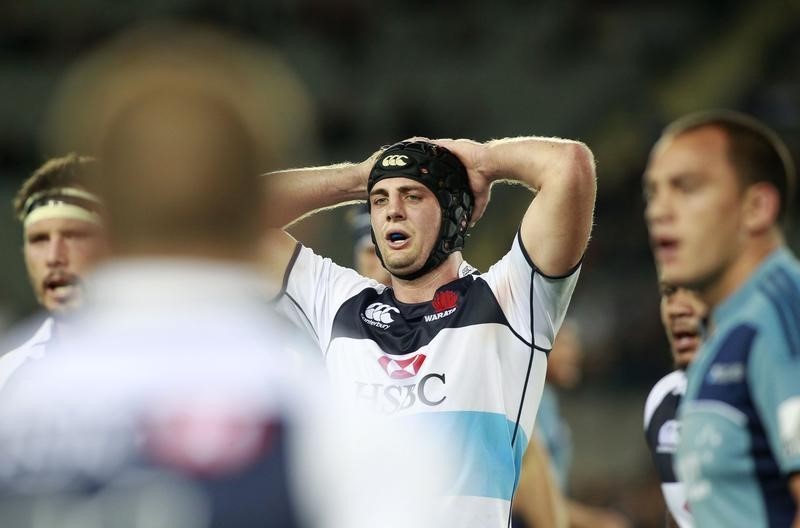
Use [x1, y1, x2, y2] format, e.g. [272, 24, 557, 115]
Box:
[0, 1, 798, 525]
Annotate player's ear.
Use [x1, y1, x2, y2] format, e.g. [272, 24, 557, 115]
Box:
[742, 182, 780, 234]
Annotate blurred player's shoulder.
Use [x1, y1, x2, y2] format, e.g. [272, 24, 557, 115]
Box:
[644, 370, 686, 429]
[0, 312, 54, 391]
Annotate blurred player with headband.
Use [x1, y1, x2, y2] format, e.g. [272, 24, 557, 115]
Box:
[0, 154, 107, 390]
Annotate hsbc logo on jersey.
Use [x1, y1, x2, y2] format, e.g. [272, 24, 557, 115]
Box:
[378, 353, 426, 379]
[361, 302, 400, 329]
[354, 373, 447, 414]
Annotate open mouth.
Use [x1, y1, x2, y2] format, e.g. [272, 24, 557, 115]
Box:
[43, 273, 80, 302]
[652, 236, 679, 261]
[385, 231, 410, 249]
[672, 329, 700, 353]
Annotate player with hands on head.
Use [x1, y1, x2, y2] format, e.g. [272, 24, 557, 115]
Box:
[263, 133, 596, 527]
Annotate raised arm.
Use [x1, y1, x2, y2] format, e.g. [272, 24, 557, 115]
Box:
[432, 136, 596, 277]
[259, 151, 380, 284]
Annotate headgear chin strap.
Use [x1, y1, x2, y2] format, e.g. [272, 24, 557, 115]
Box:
[367, 140, 474, 280]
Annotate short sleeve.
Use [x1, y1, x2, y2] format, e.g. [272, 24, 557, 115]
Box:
[274, 244, 383, 352]
[480, 232, 581, 350]
[749, 328, 800, 474]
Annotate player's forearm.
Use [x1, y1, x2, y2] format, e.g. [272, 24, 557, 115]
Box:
[790, 473, 800, 528]
[481, 136, 596, 193]
[263, 162, 369, 227]
[482, 136, 595, 276]
[512, 438, 568, 528]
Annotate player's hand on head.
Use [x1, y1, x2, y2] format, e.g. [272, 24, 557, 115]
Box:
[428, 138, 491, 226]
[359, 146, 389, 190]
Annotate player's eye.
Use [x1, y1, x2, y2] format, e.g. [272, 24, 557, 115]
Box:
[27, 234, 48, 244]
[673, 176, 702, 193]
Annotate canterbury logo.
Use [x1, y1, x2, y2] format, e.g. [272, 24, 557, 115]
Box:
[381, 155, 409, 168]
[364, 302, 400, 324]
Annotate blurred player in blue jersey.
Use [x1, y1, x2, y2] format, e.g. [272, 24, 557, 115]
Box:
[0, 154, 107, 389]
[644, 284, 707, 528]
[644, 110, 800, 527]
[0, 24, 355, 528]
[264, 135, 596, 527]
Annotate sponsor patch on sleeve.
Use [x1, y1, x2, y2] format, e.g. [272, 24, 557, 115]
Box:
[778, 396, 800, 458]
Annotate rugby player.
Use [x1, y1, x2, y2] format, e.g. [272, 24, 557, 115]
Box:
[264, 136, 596, 526]
[644, 284, 707, 528]
[644, 110, 800, 527]
[0, 24, 355, 528]
[0, 154, 106, 389]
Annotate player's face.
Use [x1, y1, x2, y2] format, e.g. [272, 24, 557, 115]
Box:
[659, 284, 706, 369]
[369, 178, 441, 279]
[23, 217, 107, 314]
[644, 127, 746, 293]
[356, 242, 392, 286]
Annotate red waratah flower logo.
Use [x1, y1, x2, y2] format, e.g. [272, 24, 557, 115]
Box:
[378, 354, 427, 379]
[432, 290, 458, 312]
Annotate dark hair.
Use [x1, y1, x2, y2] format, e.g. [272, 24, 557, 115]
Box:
[13, 153, 97, 221]
[662, 110, 795, 224]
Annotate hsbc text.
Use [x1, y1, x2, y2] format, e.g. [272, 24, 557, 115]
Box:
[354, 373, 446, 414]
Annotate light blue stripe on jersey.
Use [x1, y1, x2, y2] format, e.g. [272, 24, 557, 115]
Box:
[406, 411, 528, 500]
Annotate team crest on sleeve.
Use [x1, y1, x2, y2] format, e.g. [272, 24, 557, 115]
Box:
[657, 419, 680, 454]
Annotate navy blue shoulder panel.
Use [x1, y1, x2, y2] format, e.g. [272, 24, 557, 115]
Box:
[329, 275, 516, 355]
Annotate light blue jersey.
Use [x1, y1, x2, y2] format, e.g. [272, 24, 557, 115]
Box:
[676, 248, 800, 527]
[536, 384, 572, 492]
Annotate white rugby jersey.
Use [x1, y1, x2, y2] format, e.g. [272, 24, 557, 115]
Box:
[644, 370, 693, 528]
[0, 316, 53, 392]
[276, 232, 581, 527]
[0, 261, 361, 528]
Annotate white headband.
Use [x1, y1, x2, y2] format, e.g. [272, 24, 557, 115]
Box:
[22, 187, 103, 228]
[24, 203, 102, 228]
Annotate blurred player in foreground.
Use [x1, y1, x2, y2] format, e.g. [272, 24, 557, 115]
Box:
[644, 110, 800, 527]
[0, 154, 107, 389]
[0, 23, 352, 528]
[264, 134, 596, 528]
[644, 284, 707, 528]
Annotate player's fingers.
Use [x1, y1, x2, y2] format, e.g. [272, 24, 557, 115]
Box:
[470, 194, 489, 226]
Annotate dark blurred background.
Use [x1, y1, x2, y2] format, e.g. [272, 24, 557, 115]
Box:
[2, 1, 799, 525]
